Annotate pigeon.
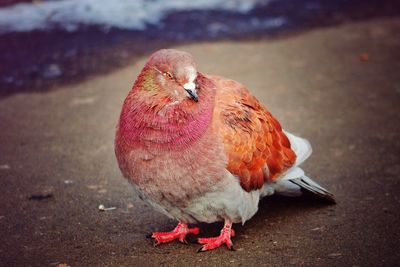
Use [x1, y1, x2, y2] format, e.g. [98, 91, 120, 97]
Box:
[115, 49, 335, 252]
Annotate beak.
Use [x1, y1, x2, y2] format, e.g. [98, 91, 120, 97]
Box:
[183, 82, 198, 102]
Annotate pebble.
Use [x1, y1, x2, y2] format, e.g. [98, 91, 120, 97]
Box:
[0, 164, 10, 170]
[328, 252, 342, 258]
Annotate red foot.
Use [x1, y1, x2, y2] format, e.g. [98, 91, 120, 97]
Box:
[197, 221, 235, 252]
[151, 222, 200, 246]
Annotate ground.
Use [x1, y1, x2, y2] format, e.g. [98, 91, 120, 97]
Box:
[0, 18, 399, 266]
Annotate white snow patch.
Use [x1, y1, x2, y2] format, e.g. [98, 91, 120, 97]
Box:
[0, 0, 269, 34]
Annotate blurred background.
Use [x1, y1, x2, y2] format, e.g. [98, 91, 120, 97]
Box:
[0, 1, 399, 266]
[0, 0, 399, 96]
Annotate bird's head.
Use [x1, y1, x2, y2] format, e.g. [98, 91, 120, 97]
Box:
[140, 49, 199, 103]
[119, 49, 216, 147]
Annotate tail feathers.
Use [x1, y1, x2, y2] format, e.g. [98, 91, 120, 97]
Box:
[290, 175, 336, 203]
[284, 131, 312, 166]
[274, 131, 334, 203]
[272, 180, 302, 197]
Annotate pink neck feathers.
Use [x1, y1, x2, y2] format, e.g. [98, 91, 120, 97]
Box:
[118, 74, 215, 150]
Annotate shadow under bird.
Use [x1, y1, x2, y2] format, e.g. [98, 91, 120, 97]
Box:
[115, 49, 335, 252]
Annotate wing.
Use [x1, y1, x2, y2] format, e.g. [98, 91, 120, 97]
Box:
[212, 76, 296, 192]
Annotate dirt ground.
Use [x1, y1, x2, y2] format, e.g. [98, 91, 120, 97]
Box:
[0, 18, 399, 266]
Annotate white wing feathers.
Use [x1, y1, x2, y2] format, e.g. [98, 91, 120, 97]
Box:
[270, 131, 335, 203]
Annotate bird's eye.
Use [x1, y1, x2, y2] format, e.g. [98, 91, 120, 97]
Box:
[163, 72, 174, 80]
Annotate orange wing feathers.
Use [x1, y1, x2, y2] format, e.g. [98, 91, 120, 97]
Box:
[212, 76, 296, 192]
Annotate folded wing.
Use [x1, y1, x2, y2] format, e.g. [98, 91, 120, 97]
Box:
[212, 76, 296, 192]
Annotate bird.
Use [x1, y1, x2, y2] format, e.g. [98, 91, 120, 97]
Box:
[115, 49, 335, 252]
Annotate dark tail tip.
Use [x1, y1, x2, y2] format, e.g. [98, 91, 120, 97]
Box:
[290, 176, 336, 204]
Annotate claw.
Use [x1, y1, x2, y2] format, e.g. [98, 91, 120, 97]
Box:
[178, 238, 188, 244]
[153, 240, 159, 247]
[150, 222, 200, 246]
[197, 220, 235, 252]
